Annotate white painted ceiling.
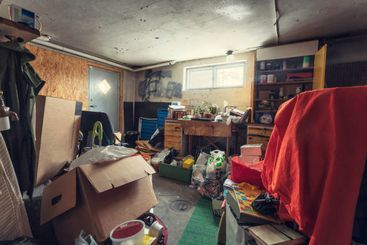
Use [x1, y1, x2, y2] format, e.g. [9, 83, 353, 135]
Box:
[1, 0, 367, 67]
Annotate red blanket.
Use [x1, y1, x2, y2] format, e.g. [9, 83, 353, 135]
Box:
[261, 86, 367, 244]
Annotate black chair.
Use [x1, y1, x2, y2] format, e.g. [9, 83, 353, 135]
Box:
[79, 111, 115, 150]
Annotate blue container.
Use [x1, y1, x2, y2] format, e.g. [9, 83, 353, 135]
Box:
[139, 117, 158, 140]
[157, 109, 168, 128]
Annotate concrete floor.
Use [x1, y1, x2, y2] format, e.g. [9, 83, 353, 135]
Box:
[152, 174, 201, 245]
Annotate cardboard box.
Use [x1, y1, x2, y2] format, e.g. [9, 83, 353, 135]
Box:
[247, 224, 305, 245]
[35, 96, 82, 186]
[226, 204, 253, 245]
[240, 144, 263, 157]
[41, 155, 158, 244]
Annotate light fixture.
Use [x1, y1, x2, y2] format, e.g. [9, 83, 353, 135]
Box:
[97, 79, 111, 94]
[226, 50, 235, 62]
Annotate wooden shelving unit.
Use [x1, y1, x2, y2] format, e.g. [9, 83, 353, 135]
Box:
[253, 55, 315, 125]
[0, 17, 40, 42]
[256, 80, 313, 87]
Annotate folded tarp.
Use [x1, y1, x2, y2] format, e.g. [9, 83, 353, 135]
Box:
[261, 86, 367, 245]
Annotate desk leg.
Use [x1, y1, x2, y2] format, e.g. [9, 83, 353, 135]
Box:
[189, 135, 193, 155]
[226, 137, 230, 156]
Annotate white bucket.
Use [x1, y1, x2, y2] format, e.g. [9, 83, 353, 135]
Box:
[110, 220, 145, 245]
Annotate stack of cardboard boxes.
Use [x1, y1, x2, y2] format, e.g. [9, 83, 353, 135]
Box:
[35, 96, 158, 244]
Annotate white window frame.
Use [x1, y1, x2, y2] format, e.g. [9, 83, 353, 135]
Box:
[183, 61, 246, 90]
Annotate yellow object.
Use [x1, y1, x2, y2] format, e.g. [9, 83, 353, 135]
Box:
[313, 44, 327, 90]
[143, 235, 156, 245]
[183, 155, 195, 169]
[92, 121, 103, 147]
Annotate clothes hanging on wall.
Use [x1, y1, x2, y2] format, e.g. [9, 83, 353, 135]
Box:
[261, 86, 367, 245]
[0, 41, 45, 194]
[0, 133, 32, 239]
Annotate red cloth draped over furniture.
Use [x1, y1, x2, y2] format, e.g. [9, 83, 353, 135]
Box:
[261, 86, 367, 245]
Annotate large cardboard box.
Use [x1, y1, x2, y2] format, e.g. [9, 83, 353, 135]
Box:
[35, 96, 82, 186]
[41, 155, 157, 244]
[35, 96, 158, 244]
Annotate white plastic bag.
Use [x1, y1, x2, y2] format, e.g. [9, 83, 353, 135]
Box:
[68, 145, 137, 170]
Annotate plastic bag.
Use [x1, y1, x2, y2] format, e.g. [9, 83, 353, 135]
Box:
[191, 152, 209, 185]
[206, 150, 226, 179]
[75, 230, 97, 245]
[68, 145, 137, 170]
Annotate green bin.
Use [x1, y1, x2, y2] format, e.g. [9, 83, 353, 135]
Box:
[158, 163, 193, 184]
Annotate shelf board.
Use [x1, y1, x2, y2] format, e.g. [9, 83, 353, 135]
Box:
[255, 80, 313, 86]
[0, 17, 40, 43]
[257, 67, 314, 73]
[255, 99, 287, 102]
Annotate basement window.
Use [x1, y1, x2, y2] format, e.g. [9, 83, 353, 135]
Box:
[185, 61, 245, 90]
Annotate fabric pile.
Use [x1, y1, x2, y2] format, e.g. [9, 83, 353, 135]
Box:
[0, 41, 45, 194]
[262, 86, 367, 244]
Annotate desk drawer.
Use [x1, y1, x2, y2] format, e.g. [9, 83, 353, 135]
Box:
[164, 136, 182, 145]
[165, 128, 182, 137]
[183, 122, 231, 137]
[247, 135, 270, 144]
[248, 127, 273, 137]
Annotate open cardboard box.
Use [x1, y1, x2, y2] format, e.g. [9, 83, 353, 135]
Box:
[35, 96, 158, 244]
[41, 156, 157, 244]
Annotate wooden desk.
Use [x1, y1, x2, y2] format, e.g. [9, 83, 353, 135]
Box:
[247, 123, 273, 149]
[180, 120, 232, 155]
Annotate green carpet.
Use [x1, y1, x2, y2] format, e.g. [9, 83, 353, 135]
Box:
[179, 198, 220, 245]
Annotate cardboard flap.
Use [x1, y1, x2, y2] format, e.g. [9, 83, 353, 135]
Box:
[35, 96, 82, 186]
[80, 155, 156, 193]
[40, 169, 77, 224]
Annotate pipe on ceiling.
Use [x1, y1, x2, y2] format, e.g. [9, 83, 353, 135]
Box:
[30, 39, 176, 72]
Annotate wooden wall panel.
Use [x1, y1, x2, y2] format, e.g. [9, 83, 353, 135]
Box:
[26, 44, 125, 131]
[27, 45, 89, 108]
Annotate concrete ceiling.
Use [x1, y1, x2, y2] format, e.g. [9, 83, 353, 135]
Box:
[1, 0, 367, 67]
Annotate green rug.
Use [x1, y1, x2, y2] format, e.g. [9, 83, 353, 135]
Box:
[179, 198, 220, 245]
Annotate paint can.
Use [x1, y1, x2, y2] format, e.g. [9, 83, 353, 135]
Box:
[148, 221, 164, 238]
[110, 220, 145, 245]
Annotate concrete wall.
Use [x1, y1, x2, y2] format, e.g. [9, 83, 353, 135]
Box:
[134, 51, 255, 111]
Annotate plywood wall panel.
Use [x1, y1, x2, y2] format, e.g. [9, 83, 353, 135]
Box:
[27, 45, 89, 108]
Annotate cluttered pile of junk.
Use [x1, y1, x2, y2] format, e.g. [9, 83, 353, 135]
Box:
[0, 43, 168, 245]
[0, 42, 366, 245]
[135, 87, 367, 245]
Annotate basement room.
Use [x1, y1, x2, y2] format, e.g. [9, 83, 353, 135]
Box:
[0, 0, 366, 244]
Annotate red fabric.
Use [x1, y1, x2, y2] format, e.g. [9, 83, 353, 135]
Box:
[230, 156, 263, 188]
[261, 86, 367, 245]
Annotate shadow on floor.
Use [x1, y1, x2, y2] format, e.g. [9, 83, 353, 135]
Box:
[152, 174, 201, 245]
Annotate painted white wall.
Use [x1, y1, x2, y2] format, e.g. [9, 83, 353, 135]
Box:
[134, 51, 255, 111]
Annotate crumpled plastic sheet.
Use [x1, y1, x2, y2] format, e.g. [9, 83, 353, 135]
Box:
[68, 145, 137, 170]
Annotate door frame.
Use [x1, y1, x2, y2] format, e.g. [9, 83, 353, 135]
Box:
[87, 63, 124, 133]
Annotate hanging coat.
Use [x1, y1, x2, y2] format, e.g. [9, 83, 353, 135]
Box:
[261, 86, 367, 244]
[0, 41, 44, 194]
